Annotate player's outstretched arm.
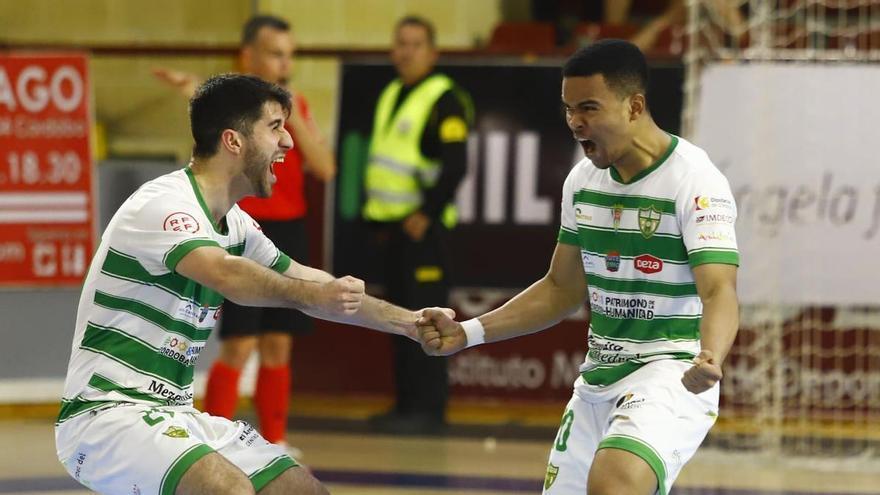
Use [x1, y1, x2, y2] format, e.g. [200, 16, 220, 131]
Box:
[681, 263, 739, 394]
[177, 246, 451, 339]
[419, 242, 588, 356]
[176, 246, 363, 318]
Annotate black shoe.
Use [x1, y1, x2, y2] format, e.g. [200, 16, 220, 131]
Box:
[368, 411, 446, 435]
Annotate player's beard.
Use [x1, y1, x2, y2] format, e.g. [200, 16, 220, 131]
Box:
[243, 145, 274, 198]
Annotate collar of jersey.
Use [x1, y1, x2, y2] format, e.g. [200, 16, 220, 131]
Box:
[184, 166, 228, 235]
[609, 133, 678, 185]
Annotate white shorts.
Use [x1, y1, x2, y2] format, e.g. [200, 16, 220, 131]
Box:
[542, 359, 719, 495]
[55, 403, 297, 495]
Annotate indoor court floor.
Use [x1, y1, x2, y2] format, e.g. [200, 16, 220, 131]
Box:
[1, 413, 878, 495]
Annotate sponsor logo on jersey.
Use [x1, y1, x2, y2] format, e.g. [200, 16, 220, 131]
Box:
[160, 336, 203, 366]
[581, 251, 594, 271]
[638, 205, 662, 239]
[74, 452, 87, 480]
[634, 254, 663, 274]
[544, 463, 559, 490]
[237, 421, 261, 447]
[575, 205, 592, 223]
[696, 213, 734, 225]
[176, 303, 202, 321]
[694, 196, 733, 211]
[591, 295, 656, 320]
[587, 335, 644, 364]
[612, 204, 624, 231]
[605, 250, 620, 272]
[615, 392, 646, 410]
[197, 305, 209, 323]
[148, 380, 194, 404]
[163, 212, 200, 233]
[698, 231, 734, 242]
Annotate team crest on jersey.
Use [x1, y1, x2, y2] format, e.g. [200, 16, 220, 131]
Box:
[544, 463, 559, 490]
[162, 425, 190, 438]
[611, 204, 624, 231]
[163, 212, 200, 233]
[638, 205, 661, 239]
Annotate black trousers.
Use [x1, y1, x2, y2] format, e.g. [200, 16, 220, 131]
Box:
[367, 221, 450, 419]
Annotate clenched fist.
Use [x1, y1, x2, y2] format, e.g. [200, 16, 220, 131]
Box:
[319, 275, 365, 316]
[681, 350, 723, 394]
[416, 308, 469, 356]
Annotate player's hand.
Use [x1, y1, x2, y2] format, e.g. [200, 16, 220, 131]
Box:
[416, 308, 467, 356]
[402, 211, 431, 242]
[152, 67, 199, 98]
[406, 307, 455, 343]
[318, 275, 365, 316]
[681, 350, 723, 394]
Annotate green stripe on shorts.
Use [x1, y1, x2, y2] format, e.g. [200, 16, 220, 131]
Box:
[250, 454, 298, 491]
[159, 444, 214, 495]
[597, 434, 668, 495]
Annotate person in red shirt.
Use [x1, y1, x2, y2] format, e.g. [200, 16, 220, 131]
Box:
[154, 15, 335, 455]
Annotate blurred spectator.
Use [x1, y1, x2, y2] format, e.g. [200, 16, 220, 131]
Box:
[363, 15, 473, 434]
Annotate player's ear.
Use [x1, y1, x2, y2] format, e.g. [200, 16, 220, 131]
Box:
[628, 93, 646, 121]
[220, 129, 244, 155]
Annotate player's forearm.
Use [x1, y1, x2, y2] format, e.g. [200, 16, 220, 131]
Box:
[329, 295, 418, 337]
[698, 284, 739, 364]
[477, 276, 585, 343]
[213, 255, 320, 310]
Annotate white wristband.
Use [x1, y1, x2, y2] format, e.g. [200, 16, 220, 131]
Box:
[461, 318, 485, 348]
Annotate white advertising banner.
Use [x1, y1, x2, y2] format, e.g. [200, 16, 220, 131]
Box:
[694, 64, 880, 305]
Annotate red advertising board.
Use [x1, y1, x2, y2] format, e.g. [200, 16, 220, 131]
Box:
[0, 53, 95, 286]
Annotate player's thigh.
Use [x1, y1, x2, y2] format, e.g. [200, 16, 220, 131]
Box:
[587, 448, 656, 495]
[176, 452, 254, 495]
[599, 360, 719, 494]
[542, 394, 608, 494]
[258, 466, 328, 495]
[57, 405, 216, 494]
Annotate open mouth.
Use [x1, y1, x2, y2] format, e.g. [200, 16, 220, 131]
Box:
[579, 139, 597, 156]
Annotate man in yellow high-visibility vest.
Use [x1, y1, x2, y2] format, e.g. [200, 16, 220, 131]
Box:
[364, 15, 473, 434]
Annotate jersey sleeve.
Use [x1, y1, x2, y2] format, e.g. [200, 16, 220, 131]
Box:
[677, 168, 740, 267]
[235, 209, 292, 274]
[112, 195, 220, 275]
[558, 164, 580, 246]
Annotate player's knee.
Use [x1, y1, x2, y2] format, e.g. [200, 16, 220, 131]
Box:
[220, 340, 257, 369]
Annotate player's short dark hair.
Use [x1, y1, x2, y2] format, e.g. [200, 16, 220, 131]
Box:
[395, 15, 436, 47]
[241, 15, 290, 46]
[189, 74, 291, 158]
[563, 39, 649, 100]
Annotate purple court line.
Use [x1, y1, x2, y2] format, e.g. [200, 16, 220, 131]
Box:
[1, 471, 878, 494]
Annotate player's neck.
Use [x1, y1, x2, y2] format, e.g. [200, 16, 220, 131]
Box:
[613, 122, 671, 183]
[187, 160, 239, 225]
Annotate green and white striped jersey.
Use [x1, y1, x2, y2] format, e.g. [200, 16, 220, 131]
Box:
[558, 135, 738, 388]
[57, 168, 292, 425]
